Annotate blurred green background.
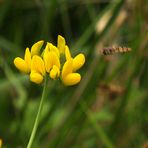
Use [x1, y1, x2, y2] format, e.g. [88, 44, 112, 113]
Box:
[0, 0, 148, 147]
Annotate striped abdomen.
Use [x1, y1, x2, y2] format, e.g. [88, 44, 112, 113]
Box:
[102, 46, 131, 55]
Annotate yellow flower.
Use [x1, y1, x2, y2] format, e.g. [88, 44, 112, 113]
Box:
[43, 47, 60, 80]
[30, 55, 45, 84]
[65, 45, 85, 71]
[48, 43, 60, 57]
[72, 53, 85, 72]
[31, 40, 44, 56]
[61, 47, 85, 86]
[0, 139, 2, 148]
[14, 36, 85, 86]
[14, 41, 44, 74]
[14, 48, 31, 73]
[62, 58, 81, 86]
[43, 42, 60, 58]
[50, 65, 60, 80]
[57, 35, 66, 54]
[62, 43, 85, 86]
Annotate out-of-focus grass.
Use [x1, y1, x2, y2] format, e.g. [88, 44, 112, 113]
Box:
[0, 0, 148, 147]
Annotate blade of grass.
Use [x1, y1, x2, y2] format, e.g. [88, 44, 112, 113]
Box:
[47, 1, 125, 145]
[81, 101, 114, 148]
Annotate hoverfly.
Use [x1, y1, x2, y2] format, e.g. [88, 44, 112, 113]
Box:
[102, 46, 131, 55]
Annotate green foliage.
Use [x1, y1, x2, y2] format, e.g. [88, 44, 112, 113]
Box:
[0, 0, 147, 147]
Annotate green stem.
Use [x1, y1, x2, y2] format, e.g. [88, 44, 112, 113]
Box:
[27, 75, 48, 148]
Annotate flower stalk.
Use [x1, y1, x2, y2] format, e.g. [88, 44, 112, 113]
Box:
[13, 35, 85, 147]
[27, 75, 48, 148]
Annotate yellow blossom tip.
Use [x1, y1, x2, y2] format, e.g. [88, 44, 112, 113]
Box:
[73, 53, 85, 71]
[31, 40, 44, 56]
[42, 43, 49, 57]
[14, 57, 30, 73]
[50, 65, 60, 79]
[44, 51, 60, 72]
[31, 55, 45, 75]
[30, 71, 43, 84]
[57, 35, 66, 54]
[45, 42, 50, 50]
[63, 73, 81, 86]
[62, 58, 73, 79]
[24, 47, 31, 69]
[48, 43, 60, 57]
[65, 45, 71, 60]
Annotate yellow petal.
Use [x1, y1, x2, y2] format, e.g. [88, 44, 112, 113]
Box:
[62, 58, 73, 79]
[24, 47, 31, 69]
[43, 50, 52, 72]
[14, 57, 30, 73]
[65, 45, 71, 60]
[63, 73, 81, 86]
[44, 51, 60, 72]
[45, 42, 50, 51]
[49, 65, 60, 79]
[42, 43, 49, 58]
[57, 35, 65, 54]
[31, 40, 44, 56]
[0, 139, 2, 148]
[48, 43, 60, 57]
[31, 55, 45, 75]
[73, 53, 85, 71]
[30, 71, 43, 84]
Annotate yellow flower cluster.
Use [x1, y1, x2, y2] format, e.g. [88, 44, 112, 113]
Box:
[14, 35, 85, 86]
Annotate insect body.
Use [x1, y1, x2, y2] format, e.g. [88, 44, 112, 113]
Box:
[102, 46, 131, 55]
